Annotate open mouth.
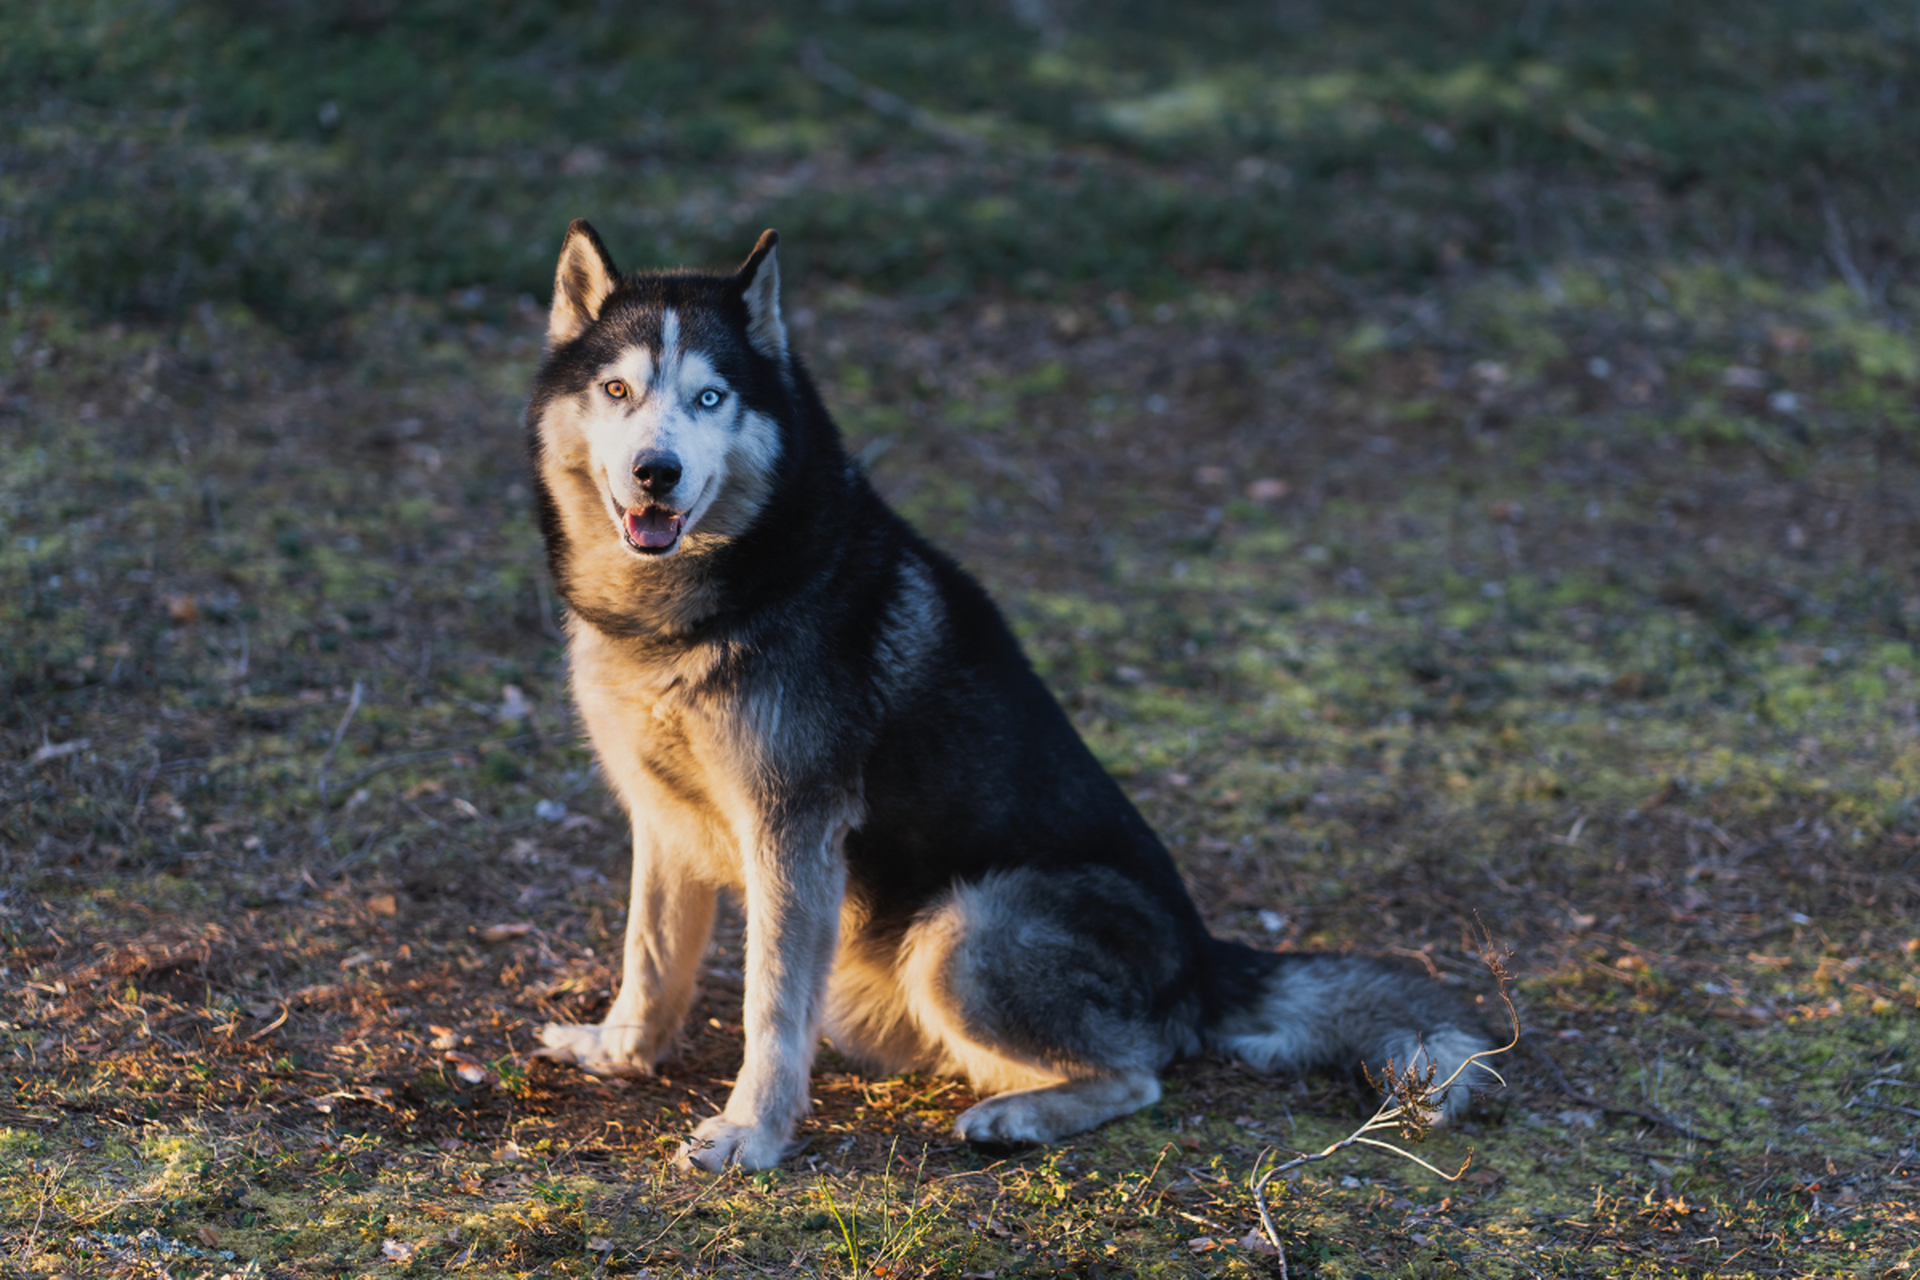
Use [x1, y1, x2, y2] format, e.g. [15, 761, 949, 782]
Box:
[617, 501, 686, 555]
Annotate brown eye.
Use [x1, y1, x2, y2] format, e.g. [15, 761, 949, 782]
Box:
[604, 379, 629, 399]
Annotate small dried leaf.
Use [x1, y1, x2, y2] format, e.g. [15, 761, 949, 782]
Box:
[1237, 1229, 1279, 1255]
[366, 893, 398, 917]
[29, 738, 90, 765]
[479, 922, 532, 943]
[445, 1050, 490, 1084]
[381, 1238, 417, 1262]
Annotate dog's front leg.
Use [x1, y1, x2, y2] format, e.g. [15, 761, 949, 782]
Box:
[680, 822, 845, 1171]
[537, 825, 716, 1076]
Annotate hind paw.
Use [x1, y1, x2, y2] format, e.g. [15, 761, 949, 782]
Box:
[956, 1094, 1055, 1147]
[956, 1074, 1161, 1147]
[534, 1021, 660, 1078]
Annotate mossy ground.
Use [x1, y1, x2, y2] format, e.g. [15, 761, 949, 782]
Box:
[5, 3, 1920, 1277]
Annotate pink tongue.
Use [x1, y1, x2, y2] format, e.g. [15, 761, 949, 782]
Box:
[627, 507, 683, 548]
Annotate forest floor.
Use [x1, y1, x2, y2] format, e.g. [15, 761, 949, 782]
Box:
[5, 2, 1920, 1276]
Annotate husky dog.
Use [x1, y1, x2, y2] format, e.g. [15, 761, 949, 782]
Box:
[528, 222, 1495, 1170]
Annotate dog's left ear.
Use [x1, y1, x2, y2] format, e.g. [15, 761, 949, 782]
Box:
[729, 229, 786, 361]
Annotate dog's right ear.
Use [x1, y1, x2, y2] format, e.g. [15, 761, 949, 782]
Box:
[548, 220, 620, 348]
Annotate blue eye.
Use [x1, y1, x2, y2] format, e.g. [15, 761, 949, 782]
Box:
[697, 388, 724, 410]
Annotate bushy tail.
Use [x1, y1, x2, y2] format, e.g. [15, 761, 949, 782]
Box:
[1201, 941, 1497, 1121]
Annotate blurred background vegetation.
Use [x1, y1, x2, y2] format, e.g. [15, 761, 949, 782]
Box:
[6, 0, 1915, 336]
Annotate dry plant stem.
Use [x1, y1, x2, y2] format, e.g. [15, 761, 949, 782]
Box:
[1821, 194, 1873, 307]
[1252, 946, 1522, 1259]
[633, 1174, 729, 1255]
[313, 678, 365, 847]
[22, 1157, 71, 1258]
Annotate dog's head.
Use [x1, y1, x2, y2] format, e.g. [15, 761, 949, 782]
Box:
[530, 222, 790, 563]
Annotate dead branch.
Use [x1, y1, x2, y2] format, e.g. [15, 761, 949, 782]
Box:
[798, 41, 986, 154]
[1528, 1040, 1720, 1144]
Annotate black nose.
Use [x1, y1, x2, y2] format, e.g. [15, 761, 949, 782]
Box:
[632, 452, 682, 496]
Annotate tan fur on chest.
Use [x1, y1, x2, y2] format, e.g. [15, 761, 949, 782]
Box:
[568, 625, 765, 888]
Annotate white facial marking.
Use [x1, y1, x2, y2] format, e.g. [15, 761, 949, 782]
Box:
[658, 309, 680, 371]
[541, 302, 786, 565]
[567, 307, 740, 558]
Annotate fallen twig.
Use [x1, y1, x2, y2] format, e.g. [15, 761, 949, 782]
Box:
[242, 1000, 290, 1042]
[799, 40, 985, 154]
[314, 680, 365, 814]
[1529, 1040, 1720, 1143]
[1822, 195, 1873, 308]
[1561, 111, 1663, 167]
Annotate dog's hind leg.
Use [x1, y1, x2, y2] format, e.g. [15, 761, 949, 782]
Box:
[537, 825, 716, 1077]
[951, 1072, 1163, 1147]
[896, 867, 1198, 1146]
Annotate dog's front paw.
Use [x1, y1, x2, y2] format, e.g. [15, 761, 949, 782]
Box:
[677, 1116, 790, 1172]
[534, 1021, 658, 1078]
